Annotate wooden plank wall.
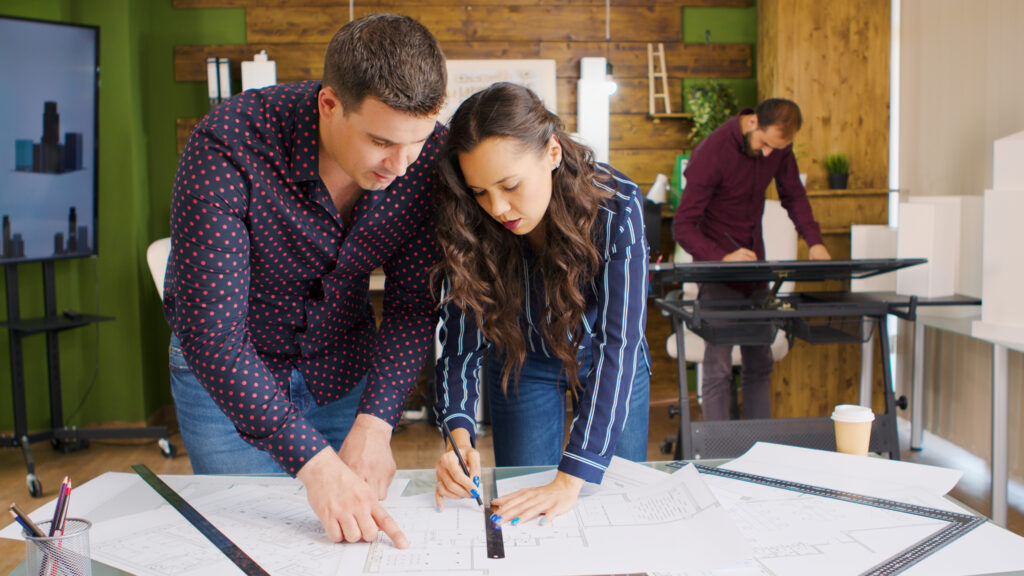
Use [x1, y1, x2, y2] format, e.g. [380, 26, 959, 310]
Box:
[759, 0, 891, 191]
[172, 0, 754, 192]
[758, 0, 893, 418]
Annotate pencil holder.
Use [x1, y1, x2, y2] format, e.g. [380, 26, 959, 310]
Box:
[24, 518, 92, 576]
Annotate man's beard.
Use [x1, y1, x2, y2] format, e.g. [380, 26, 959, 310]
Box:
[742, 130, 759, 158]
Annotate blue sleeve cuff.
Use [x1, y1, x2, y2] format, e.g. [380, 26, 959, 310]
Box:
[558, 446, 612, 484]
[442, 413, 478, 448]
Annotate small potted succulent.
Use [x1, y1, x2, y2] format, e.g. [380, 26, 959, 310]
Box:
[825, 153, 850, 190]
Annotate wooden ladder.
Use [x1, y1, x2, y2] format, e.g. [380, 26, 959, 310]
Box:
[648, 42, 673, 115]
[647, 42, 689, 120]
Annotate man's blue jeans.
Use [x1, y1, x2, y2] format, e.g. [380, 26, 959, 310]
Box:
[486, 350, 650, 468]
[169, 334, 364, 474]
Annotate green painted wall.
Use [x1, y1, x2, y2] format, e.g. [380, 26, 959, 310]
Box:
[136, 2, 245, 416]
[0, 0, 243, 431]
[681, 4, 759, 118]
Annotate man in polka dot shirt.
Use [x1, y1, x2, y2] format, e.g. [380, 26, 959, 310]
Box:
[163, 14, 447, 548]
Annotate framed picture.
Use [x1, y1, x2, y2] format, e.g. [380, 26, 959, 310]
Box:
[441, 59, 557, 124]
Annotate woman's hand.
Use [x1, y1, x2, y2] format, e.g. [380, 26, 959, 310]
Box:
[490, 471, 585, 527]
[434, 426, 482, 510]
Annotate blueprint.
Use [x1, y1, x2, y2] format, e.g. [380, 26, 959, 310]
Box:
[89, 479, 347, 575]
[4, 446, 1024, 576]
[338, 462, 749, 576]
[3, 461, 749, 576]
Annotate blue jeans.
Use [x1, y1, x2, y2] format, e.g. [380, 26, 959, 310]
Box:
[486, 350, 650, 467]
[169, 335, 365, 474]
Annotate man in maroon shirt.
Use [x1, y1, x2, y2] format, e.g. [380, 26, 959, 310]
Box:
[672, 99, 831, 421]
[164, 14, 447, 547]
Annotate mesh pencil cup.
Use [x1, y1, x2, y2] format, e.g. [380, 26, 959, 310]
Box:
[23, 518, 92, 576]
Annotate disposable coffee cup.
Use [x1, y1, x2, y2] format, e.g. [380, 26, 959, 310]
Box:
[831, 404, 875, 456]
[24, 518, 92, 576]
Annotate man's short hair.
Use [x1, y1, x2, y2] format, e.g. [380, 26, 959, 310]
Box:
[755, 98, 803, 139]
[322, 13, 446, 117]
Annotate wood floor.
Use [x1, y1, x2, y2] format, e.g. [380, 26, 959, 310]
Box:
[2, 387, 1022, 574]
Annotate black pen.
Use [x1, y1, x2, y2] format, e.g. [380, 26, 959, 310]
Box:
[440, 420, 483, 506]
[724, 232, 743, 251]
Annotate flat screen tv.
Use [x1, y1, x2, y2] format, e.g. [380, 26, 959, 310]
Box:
[0, 16, 99, 264]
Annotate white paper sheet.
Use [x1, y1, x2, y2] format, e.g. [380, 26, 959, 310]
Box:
[495, 455, 668, 497]
[720, 442, 963, 499]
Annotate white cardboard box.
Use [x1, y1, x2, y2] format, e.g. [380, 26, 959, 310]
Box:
[851, 225, 897, 292]
[973, 189, 1024, 344]
[994, 129, 1024, 191]
[896, 202, 958, 298]
[908, 196, 984, 300]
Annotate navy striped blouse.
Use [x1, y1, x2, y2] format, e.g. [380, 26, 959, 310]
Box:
[434, 163, 652, 484]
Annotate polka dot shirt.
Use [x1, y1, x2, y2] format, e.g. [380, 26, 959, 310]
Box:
[163, 81, 444, 475]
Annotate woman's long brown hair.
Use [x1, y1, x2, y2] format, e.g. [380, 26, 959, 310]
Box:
[435, 82, 613, 395]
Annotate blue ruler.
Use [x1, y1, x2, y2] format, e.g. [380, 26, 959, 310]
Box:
[482, 467, 505, 559]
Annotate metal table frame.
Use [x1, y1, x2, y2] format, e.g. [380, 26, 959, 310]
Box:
[650, 259, 979, 461]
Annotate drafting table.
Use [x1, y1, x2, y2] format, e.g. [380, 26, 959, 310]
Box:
[7, 455, 1024, 576]
[650, 258, 981, 462]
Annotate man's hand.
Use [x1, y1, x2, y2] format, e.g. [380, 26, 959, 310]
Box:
[489, 471, 585, 527]
[723, 247, 757, 262]
[297, 447, 408, 548]
[434, 426, 482, 510]
[808, 243, 832, 260]
[339, 413, 397, 500]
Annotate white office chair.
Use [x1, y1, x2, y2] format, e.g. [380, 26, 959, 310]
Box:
[665, 200, 796, 403]
[146, 237, 172, 300]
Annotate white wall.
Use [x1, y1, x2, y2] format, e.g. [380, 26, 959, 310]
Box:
[898, 0, 1024, 477]
[900, 0, 1024, 198]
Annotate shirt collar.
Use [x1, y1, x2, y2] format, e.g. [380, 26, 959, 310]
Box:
[729, 108, 755, 152]
[289, 83, 322, 183]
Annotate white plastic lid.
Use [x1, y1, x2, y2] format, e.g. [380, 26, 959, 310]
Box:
[830, 404, 875, 423]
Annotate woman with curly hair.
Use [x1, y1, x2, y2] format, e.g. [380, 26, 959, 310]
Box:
[432, 82, 651, 527]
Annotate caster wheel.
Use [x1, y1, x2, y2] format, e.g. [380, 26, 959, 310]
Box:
[158, 438, 177, 458]
[27, 474, 43, 498]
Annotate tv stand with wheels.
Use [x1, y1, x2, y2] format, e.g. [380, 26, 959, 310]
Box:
[1, 261, 175, 498]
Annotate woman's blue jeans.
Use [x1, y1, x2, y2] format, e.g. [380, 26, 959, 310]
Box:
[169, 334, 364, 474]
[486, 350, 650, 467]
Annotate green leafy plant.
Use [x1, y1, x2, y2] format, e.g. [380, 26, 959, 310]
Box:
[686, 79, 738, 148]
[825, 153, 850, 175]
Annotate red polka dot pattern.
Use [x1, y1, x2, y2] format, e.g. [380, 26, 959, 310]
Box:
[163, 81, 445, 476]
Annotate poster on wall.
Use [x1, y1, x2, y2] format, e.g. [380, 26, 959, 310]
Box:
[441, 59, 558, 124]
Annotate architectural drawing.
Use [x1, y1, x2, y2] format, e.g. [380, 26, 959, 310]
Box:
[347, 464, 749, 576]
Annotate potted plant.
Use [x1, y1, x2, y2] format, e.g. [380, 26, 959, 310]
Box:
[825, 153, 850, 190]
[686, 79, 738, 148]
